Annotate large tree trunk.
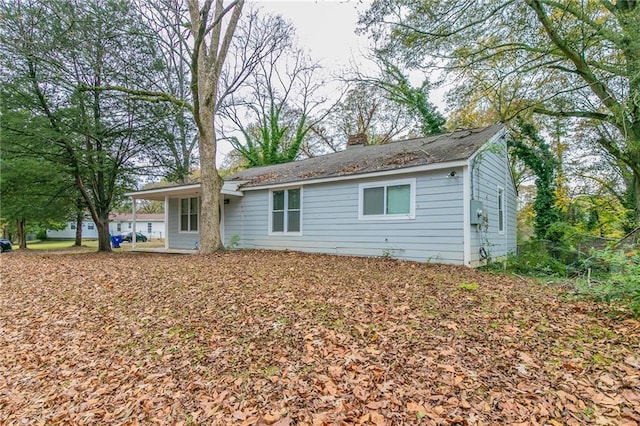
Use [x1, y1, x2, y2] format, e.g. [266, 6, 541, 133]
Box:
[74, 198, 84, 246]
[75, 175, 112, 252]
[95, 211, 111, 251]
[16, 218, 27, 249]
[75, 212, 83, 246]
[188, 0, 244, 254]
[197, 108, 223, 253]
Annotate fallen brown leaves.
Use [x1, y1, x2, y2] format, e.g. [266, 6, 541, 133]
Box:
[0, 250, 638, 425]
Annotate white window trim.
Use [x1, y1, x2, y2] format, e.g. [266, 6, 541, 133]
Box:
[178, 197, 199, 234]
[268, 186, 303, 236]
[358, 178, 416, 221]
[497, 185, 505, 235]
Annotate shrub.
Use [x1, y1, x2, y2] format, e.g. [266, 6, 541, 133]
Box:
[492, 240, 570, 276]
[36, 228, 47, 240]
[574, 248, 640, 317]
[484, 242, 639, 317]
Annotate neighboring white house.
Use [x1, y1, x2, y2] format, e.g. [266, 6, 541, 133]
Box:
[47, 213, 165, 240]
[126, 124, 517, 267]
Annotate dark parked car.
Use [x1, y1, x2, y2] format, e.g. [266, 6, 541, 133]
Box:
[0, 239, 12, 253]
[121, 232, 148, 243]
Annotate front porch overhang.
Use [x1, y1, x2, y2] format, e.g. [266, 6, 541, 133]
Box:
[125, 181, 246, 201]
[124, 181, 245, 250]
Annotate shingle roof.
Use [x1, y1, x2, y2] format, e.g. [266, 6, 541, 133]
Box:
[226, 124, 505, 188]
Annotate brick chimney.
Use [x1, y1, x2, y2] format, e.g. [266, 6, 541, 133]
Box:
[347, 133, 367, 148]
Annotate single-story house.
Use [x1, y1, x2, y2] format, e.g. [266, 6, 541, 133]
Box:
[47, 213, 165, 240]
[127, 124, 517, 266]
[47, 218, 100, 240]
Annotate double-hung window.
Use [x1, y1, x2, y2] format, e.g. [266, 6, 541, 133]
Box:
[270, 188, 301, 234]
[359, 178, 416, 220]
[180, 197, 199, 232]
[497, 187, 505, 233]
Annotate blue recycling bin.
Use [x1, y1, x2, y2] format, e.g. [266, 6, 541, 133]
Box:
[110, 234, 123, 248]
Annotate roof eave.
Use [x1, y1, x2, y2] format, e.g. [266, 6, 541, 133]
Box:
[126, 181, 245, 200]
[240, 159, 469, 191]
[466, 125, 507, 165]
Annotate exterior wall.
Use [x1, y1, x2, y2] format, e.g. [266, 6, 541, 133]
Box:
[224, 169, 466, 264]
[110, 221, 165, 239]
[48, 220, 164, 239]
[167, 198, 201, 249]
[47, 221, 99, 239]
[468, 137, 517, 266]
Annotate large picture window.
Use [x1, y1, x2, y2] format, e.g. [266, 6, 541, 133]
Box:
[180, 197, 199, 232]
[270, 188, 301, 234]
[359, 179, 416, 220]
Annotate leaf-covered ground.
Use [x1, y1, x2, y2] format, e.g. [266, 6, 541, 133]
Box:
[1, 251, 638, 425]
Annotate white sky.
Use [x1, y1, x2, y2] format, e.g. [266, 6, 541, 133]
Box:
[252, 0, 370, 71]
[251, 0, 448, 106]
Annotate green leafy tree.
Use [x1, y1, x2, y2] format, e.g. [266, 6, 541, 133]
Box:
[1, 0, 163, 251]
[0, 135, 75, 248]
[361, 0, 640, 222]
[509, 119, 561, 241]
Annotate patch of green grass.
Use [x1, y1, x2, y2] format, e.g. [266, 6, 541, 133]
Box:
[459, 282, 479, 291]
[591, 353, 611, 366]
[299, 364, 315, 375]
[586, 325, 616, 340]
[535, 320, 550, 333]
[262, 365, 280, 377]
[165, 327, 196, 341]
[18, 239, 165, 252]
[191, 345, 206, 362]
[19, 239, 98, 250]
[582, 406, 595, 419]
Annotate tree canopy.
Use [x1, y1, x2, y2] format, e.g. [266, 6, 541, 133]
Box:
[0, 0, 162, 250]
[360, 0, 640, 222]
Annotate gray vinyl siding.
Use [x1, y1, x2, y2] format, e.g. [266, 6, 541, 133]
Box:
[468, 139, 517, 265]
[167, 198, 201, 249]
[224, 169, 465, 263]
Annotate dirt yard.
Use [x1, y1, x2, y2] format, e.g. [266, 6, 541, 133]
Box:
[1, 250, 638, 425]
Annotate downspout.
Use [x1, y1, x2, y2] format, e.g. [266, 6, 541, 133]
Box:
[504, 135, 509, 257]
[164, 195, 169, 250]
[463, 164, 472, 267]
[220, 197, 225, 245]
[132, 198, 136, 250]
